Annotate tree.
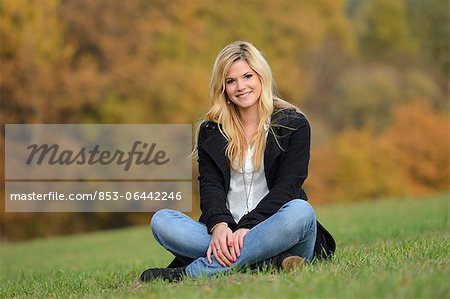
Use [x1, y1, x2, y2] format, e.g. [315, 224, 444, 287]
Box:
[354, 0, 417, 62]
[0, 0, 73, 123]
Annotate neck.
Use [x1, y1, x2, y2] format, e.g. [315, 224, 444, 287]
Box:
[238, 107, 259, 140]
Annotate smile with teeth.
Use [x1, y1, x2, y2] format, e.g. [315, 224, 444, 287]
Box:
[237, 91, 252, 98]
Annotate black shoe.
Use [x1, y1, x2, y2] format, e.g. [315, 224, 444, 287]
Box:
[272, 253, 304, 272]
[140, 266, 186, 282]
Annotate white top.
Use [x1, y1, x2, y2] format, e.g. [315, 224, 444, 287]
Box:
[227, 143, 270, 223]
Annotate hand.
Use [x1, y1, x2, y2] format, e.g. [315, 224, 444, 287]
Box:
[231, 228, 249, 258]
[206, 224, 235, 267]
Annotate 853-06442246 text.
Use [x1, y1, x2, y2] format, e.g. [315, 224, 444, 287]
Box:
[5, 124, 193, 212]
[9, 191, 184, 201]
[5, 181, 192, 212]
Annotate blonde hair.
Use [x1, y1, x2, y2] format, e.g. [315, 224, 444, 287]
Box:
[194, 41, 300, 171]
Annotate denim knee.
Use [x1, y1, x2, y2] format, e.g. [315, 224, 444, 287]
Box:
[280, 199, 316, 233]
[150, 208, 174, 240]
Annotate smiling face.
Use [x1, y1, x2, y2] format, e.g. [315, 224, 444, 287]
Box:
[224, 59, 262, 114]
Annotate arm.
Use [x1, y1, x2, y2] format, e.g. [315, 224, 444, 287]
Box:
[197, 122, 236, 232]
[236, 116, 311, 230]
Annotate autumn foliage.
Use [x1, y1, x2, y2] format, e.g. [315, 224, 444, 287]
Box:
[307, 102, 449, 203]
[0, 0, 448, 240]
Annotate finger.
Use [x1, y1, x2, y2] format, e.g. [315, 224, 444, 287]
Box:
[219, 240, 233, 266]
[214, 242, 227, 267]
[233, 234, 241, 257]
[221, 250, 232, 267]
[239, 232, 245, 249]
[207, 245, 212, 264]
[228, 243, 236, 262]
[212, 247, 223, 266]
[227, 234, 233, 248]
[227, 231, 236, 262]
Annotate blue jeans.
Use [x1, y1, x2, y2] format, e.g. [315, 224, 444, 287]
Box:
[150, 199, 317, 278]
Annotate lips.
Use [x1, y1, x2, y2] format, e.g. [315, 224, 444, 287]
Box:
[237, 91, 252, 98]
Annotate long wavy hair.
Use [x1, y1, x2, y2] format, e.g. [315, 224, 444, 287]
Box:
[194, 41, 300, 171]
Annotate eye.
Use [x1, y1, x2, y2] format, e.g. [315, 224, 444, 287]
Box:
[244, 73, 253, 79]
[225, 79, 235, 85]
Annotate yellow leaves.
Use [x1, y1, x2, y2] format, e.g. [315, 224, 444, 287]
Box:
[384, 102, 450, 194]
[307, 102, 449, 203]
[355, 0, 418, 61]
[0, 0, 74, 122]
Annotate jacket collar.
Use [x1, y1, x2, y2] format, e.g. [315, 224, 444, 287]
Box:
[200, 126, 282, 181]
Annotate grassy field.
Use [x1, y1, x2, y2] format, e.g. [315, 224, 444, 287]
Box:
[1, 193, 448, 298]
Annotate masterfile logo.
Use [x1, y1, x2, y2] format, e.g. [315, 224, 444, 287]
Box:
[5, 124, 193, 212]
[26, 141, 170, 171]
[5, 124, 191, 180]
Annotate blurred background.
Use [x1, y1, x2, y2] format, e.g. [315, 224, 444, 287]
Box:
[0, 0, 448, 241]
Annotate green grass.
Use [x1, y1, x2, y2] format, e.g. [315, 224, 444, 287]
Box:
[1, 193, 449, 298]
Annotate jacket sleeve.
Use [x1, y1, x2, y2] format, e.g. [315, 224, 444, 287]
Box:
[197, 122, 236, 232]
[236, 116, 311, 230]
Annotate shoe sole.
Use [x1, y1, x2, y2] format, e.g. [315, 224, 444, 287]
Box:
[281, 256, 304, 272]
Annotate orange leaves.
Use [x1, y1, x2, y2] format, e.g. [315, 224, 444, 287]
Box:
[383, 102, 449, 194]
[307, 102, 449, 203]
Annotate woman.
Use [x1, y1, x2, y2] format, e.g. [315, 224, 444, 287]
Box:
[140, 41, 335, 281]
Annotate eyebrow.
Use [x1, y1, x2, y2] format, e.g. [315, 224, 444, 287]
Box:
[225, 71, 254, 80]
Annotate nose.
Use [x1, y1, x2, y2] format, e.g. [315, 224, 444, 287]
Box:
[236, 80, 246, 91]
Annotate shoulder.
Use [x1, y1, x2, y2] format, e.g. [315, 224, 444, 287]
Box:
[200, 120, 220, 131]
[198, 120, 222, 144]
[271, 108, 309, 130]
[199, 120, 222, 136]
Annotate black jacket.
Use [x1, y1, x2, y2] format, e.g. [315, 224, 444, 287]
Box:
[196, 109, 335, 259]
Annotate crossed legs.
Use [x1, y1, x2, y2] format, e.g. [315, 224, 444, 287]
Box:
[150, 199, 317, 278]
